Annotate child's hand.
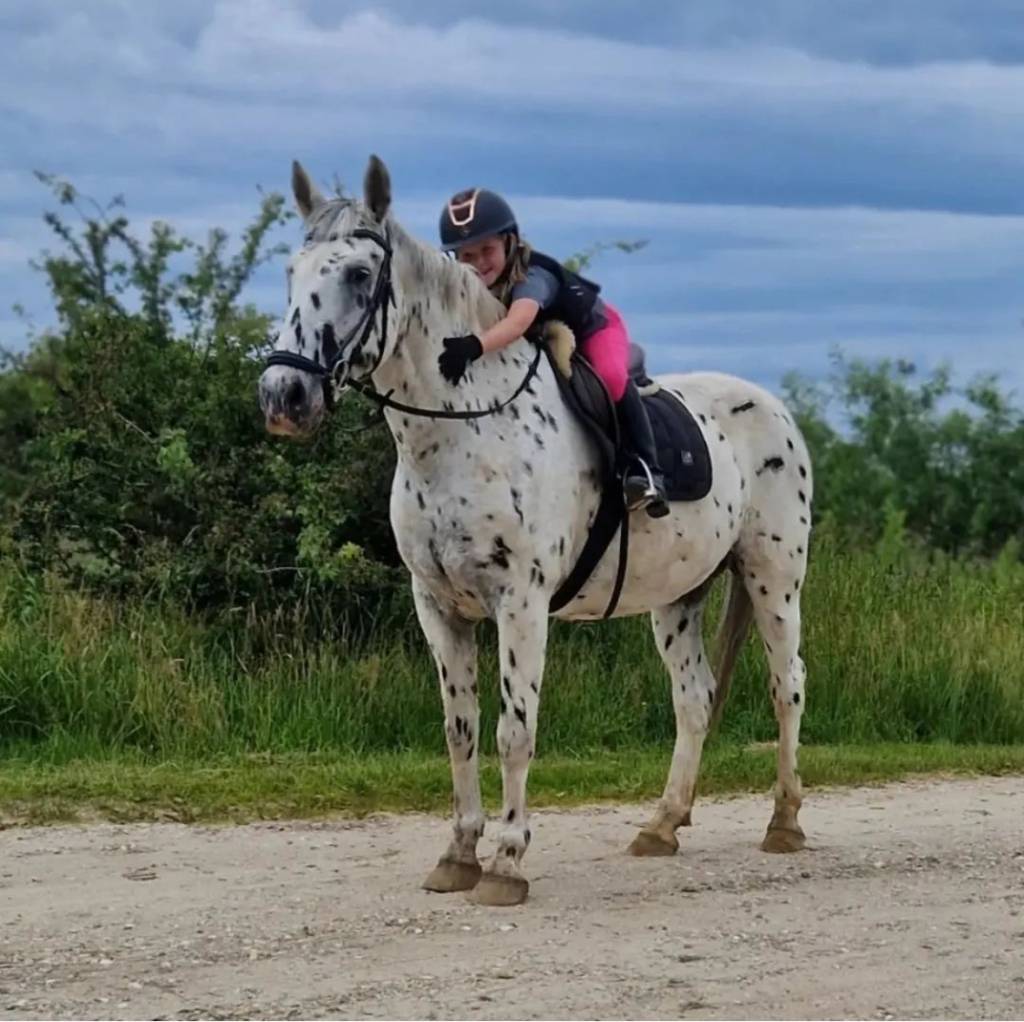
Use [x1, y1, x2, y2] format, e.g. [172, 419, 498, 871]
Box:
[439, 334, 484, 385]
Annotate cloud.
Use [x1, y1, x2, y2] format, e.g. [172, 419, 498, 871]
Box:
[14, 0, 1017, 70]
[0, 235, 41, 270]
[13, 4, 1024, 122]
[1, 1, 1021, 400]
[8, 5, 1024, 149]
[321, 0, 1024, 67]
[7, 2, 1024, 224]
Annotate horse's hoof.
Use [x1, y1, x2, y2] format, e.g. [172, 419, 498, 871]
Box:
[467, 872, 529, 907]
[761, 826, 806, 854]
[422, 858, 482, 893]
[627, 829, 679, 857]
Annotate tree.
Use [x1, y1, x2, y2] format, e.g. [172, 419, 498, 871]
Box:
[1, 176, 401, 628]
[783, 351, 1024, 556]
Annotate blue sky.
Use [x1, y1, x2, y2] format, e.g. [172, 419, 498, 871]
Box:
[2, 0, 1023, 396]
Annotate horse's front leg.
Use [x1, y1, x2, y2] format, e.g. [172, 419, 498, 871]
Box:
[413, 579, 485, 893]
[471, 592, 548, 907]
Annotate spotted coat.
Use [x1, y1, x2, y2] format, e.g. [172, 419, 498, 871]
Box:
[260, 157, 813, 904]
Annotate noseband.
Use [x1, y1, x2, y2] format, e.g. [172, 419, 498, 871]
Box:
[265, 227, 541, 421]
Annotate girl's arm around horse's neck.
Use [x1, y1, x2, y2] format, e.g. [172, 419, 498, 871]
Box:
[480, 298, 539, 354]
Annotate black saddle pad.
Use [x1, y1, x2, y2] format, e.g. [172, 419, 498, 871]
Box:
[644, 388, 712, 502]
[544, 346, 712, 503]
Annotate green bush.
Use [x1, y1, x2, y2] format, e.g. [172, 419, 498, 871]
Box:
[1, 175, 403, 630]
[784, 355, 1024, 556]
[1, 173, 1022, 643]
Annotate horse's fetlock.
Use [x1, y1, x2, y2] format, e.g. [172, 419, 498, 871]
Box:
[496, 825, 529, 858]
[455, 810, 486, 841]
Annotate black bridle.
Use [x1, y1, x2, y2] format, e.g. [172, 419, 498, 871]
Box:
[266, 227, 395, 411]
[266, 225, 630, 620]
[265, 226, 542, 421]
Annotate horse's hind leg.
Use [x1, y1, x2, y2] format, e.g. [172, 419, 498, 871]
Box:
[413, 579, 486, 893]
[741, 547, 808, 852]
[628, 586, 715, 857]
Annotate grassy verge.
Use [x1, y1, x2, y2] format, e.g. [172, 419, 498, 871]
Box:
[3, 533, 1024, 760]
[3, 742, 1023, 826]
[3, 534, 1023, 827]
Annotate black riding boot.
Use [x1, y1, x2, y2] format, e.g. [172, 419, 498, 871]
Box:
[616, 380, 670, 518]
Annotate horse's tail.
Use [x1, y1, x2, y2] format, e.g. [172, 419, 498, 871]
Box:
[710, 565, 753, 730]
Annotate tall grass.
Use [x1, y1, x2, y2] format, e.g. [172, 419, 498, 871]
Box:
[2, 525, 1023, 765]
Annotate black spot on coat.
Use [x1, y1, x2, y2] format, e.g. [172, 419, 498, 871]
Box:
[757, 456, 785, 475]
[490, 536, 512, 569]
[321, 321, 338, 364]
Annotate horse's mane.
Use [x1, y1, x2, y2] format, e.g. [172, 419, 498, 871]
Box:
[306, 197, 505, 334]
[389, 220, 505, 333]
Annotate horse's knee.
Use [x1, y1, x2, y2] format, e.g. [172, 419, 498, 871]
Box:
[445, 717, 478, 753]
[497, 724, 534, 766]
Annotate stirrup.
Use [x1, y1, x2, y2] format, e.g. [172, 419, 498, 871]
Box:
[623, 459, 669, 518]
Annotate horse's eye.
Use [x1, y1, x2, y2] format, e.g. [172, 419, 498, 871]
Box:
[346, 265, 371, 286]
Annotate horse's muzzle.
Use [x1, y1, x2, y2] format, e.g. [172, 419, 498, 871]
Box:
[258, 366, 325, 437]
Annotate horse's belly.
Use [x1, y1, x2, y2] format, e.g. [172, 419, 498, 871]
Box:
[555, 455, 744, 620]
[611, 549, 720, 616]
[558, 530, 726, 620]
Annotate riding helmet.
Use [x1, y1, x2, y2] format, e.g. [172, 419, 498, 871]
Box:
[439, 188, 518, 250]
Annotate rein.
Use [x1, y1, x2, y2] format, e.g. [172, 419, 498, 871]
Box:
[347, 344, 542, 421]
[267, 222, 632, 620]
[265, 226, 542, 422]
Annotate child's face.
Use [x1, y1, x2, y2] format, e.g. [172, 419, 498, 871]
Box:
[455, 235, 507, 287]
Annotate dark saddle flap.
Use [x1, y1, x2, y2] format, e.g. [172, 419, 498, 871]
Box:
[545, 344, 712, 502]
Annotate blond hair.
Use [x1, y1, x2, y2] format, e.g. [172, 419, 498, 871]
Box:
[489, 234, 532, 306]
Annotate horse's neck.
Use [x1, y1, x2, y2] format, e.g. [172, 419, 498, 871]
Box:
[371, 235, 542, 465]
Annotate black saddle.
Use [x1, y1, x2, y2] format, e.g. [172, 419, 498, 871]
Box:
[551, 343, 712, 502]
[545, 342, 712, 618]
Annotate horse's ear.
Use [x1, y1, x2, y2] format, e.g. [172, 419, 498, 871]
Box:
[292, 160, 325, 221]
[363, 154, 391, 222]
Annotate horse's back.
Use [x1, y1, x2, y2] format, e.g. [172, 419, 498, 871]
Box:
[653, 370, 813, 492]
[654, 371, 792, 420]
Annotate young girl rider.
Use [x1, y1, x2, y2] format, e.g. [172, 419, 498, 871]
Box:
[437, 187, 669, 518]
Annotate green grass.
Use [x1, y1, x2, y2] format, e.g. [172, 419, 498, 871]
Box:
[2, 743, 1024, 825]
[1, 532, 1023, 823]
[3, 532, 1023, 760]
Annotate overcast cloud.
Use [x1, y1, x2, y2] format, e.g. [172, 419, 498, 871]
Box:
[2, 1, 1021, 396]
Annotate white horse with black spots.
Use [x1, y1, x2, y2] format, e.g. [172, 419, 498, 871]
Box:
[259, 156, 813, 906]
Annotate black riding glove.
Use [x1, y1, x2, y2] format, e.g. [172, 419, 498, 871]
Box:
[439, 334, 483, 385]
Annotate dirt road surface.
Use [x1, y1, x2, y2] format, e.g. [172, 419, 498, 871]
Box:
[1, 775, 1023, 1020]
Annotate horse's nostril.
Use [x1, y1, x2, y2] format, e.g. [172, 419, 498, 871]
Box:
[284, 378, 305, 414]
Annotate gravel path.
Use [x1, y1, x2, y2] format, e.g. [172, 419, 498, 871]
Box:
[2, 775, 1023, 1019]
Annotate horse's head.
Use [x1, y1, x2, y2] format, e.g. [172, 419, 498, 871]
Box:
[260, 155, 396, 437]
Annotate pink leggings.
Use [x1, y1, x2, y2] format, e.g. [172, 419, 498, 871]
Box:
[579, 301, 630, 402]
